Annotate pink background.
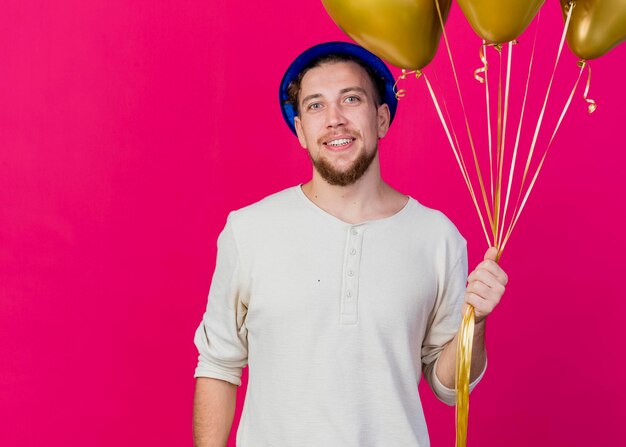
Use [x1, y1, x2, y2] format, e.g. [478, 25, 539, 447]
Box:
[1, 1, 625, 446]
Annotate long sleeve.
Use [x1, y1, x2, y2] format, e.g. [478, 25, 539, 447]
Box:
[421, 240, 487, 405]
[193, 214, 249, 386]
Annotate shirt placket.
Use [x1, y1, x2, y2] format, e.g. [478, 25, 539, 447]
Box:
[340, 224, 364, 325]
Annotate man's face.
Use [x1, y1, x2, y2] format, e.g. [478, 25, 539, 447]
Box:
[294, 61, 390, 186]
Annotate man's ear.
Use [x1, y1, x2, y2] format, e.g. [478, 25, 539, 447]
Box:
[377, 103, 390, 139]
[294, 116, 308, 149]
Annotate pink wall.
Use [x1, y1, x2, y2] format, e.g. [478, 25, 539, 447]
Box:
[1, 1, 624, 446]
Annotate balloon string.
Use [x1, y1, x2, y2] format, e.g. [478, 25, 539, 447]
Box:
[392, 69, 422, 99]
[433, 1, 491, 445]
[495, 46, 502, 243]
[579, 60, 597, 114]
[498, 10, 541, 250]
[474, 43, 488, 84]
[392, 67, 491, 247]
[493, 43, 511, 248]
[455, 304, 475, 447]
[522, 1, 574, 195]
[495, 42, 514, 249]
[432, 67, 473, 194]
[500, 1, 575, 251]
[478, 42, 495, 208]
[434, 0, 494, 233]
[423, 73, 491, 246]
[501, 56, 586, 252]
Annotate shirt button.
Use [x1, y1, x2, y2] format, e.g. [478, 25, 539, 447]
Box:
[351, 229, 358, 235]
[350, 248, 357, 255]
[348, 270, 354, 277]
[346, 290, 353, 298]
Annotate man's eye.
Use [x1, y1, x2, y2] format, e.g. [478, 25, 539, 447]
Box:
[308, 103, 322, 110]
[345, 95, 361, 103]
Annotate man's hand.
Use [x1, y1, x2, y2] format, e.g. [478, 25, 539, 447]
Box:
[463, 247, 508, 324]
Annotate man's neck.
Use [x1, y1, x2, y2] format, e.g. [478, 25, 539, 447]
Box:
[300, 163, 408, 224]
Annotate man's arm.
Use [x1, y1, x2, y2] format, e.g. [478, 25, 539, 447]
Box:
[193, 214, 249, 445]
[435, 246, 507, 388]
[193, 377, 238, 447]
[434, 319, 487, 389]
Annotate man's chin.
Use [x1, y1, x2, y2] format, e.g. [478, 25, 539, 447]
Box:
[314, 162, 369, 187]
[309, 146, 377, 187]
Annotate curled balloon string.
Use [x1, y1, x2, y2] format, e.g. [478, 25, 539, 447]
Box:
[474, 40, 517, 85]
[577, 60, 597, 114]
[474, 43, 488, 84]
[392, 69, 423, 100]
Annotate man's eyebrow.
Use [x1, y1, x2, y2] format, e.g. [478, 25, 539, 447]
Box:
[301, 93, 322, 106]
[339, 87, 368, 96]
[301, 87, 370, 107]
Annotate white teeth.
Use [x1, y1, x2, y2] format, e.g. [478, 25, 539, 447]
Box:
[327, 138, 353, 147]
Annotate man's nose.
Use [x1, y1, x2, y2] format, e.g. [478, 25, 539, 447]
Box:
[325, 103, 347, 128]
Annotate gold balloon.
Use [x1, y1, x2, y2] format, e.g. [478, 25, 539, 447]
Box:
[321, 0, 452, 70]
[457, 0, 544, 44]
[561, 0, 626, 60]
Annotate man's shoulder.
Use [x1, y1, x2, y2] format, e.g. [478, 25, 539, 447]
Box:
[226, 185, 302, 229]
[406, 198, 466, 245]
[407, 198, 459, 229]
[382, 186, 460, 237]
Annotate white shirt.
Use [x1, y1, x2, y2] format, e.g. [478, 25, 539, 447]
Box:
[194, 185, 486, 447]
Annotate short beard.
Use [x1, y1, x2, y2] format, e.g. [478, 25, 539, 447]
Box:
[309, 145, 378, 187]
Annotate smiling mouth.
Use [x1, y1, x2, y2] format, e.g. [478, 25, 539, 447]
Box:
[324, 138, 356, 148]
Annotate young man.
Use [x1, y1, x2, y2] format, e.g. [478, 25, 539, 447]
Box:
[193, 42, 508, 447]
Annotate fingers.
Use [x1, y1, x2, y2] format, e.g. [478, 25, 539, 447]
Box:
[464, 291, 496, 316]
[484, 246, 498, 262]
[467, 268, 502, 290]
[464, 274, 505, 324]
[464, 247, 509, 323]
[473, 258, 508, 286]
[466, 278, 505, 300]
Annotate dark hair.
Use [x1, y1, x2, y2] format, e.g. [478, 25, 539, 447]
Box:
[284, 53, 387, 116]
